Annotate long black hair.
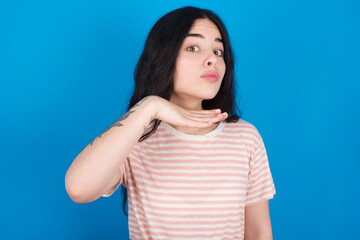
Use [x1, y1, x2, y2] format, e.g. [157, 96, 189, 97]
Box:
[120, 6, 241, 217]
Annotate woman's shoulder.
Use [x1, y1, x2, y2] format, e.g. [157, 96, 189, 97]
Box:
[225, 118, 258, 131]
[224, 119, 263, 142]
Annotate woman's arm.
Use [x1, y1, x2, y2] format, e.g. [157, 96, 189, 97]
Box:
[65, 96, 227, 203]
[65, 96, 156, 203]
[244, 200, 273, 240]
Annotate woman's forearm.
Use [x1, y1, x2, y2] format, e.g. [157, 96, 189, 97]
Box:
[65, 96, 157, 203]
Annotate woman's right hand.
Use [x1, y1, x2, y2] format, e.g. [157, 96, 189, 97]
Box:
[148, 96, 228, 128]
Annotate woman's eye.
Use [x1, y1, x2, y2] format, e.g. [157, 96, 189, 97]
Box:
[214, 49, 224, 57]
[187, 46, 199, 52]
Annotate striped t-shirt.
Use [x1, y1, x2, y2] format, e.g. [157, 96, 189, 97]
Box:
[103, 119, 276, 239]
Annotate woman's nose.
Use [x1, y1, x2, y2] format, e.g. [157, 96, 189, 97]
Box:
[204, 51, 217, 67]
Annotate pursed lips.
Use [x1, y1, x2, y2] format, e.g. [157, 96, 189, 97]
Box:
[200, 71, 220, 82]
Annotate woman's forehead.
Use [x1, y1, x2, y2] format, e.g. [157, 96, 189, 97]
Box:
[188, 18, 222, 38]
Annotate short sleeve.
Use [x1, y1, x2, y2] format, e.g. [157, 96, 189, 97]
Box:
[102, 160, 127, 197]
[245, 131, 276, 206]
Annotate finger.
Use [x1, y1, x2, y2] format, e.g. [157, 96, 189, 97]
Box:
[187, 109, 221, 115]
[186, 112, 228, 123]
[178, 112, 228, 128]
[187, 112, 219, 118]
[208, 112, 228, 124]
[187, 110, 226, 119]
[183, 119, 215, 128]
[187, 114, 227, 127]
[185, 114, 219, 121]
[185, 112, 224, 121]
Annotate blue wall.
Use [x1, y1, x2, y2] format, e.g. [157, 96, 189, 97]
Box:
[1, 0, 359, 239]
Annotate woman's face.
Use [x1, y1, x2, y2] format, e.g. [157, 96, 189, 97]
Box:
[171, 18, 226, 105]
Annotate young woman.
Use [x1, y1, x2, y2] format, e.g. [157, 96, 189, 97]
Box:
[65, 6, 276, 240]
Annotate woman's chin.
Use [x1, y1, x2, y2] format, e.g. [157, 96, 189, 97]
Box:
[200, 91, 220, 100]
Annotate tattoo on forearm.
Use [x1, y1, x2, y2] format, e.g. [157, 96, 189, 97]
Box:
[89, 110, 134, 145]
[130, 96, 149, 110]
[89, 97, 149, 146]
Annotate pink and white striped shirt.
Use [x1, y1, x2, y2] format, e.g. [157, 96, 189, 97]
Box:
[103, 119, 276, 239]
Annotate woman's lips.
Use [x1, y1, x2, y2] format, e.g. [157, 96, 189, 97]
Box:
[200, 71, 220, 82]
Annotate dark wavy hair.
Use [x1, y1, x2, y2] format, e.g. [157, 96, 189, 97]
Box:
[120, 6, 241, 217]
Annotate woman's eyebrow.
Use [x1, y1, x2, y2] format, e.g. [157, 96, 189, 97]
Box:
[186, 33, 223, 43]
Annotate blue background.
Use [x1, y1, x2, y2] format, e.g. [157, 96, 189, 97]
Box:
[1, 0, 359, 239]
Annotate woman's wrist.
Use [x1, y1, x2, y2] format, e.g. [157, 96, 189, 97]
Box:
[141, 95, 160, 122]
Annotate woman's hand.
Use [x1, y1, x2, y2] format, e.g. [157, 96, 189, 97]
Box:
[148, 96, 228, 128]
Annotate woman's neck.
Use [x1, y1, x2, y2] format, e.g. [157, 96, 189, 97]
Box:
[169, 94, 203, 111]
